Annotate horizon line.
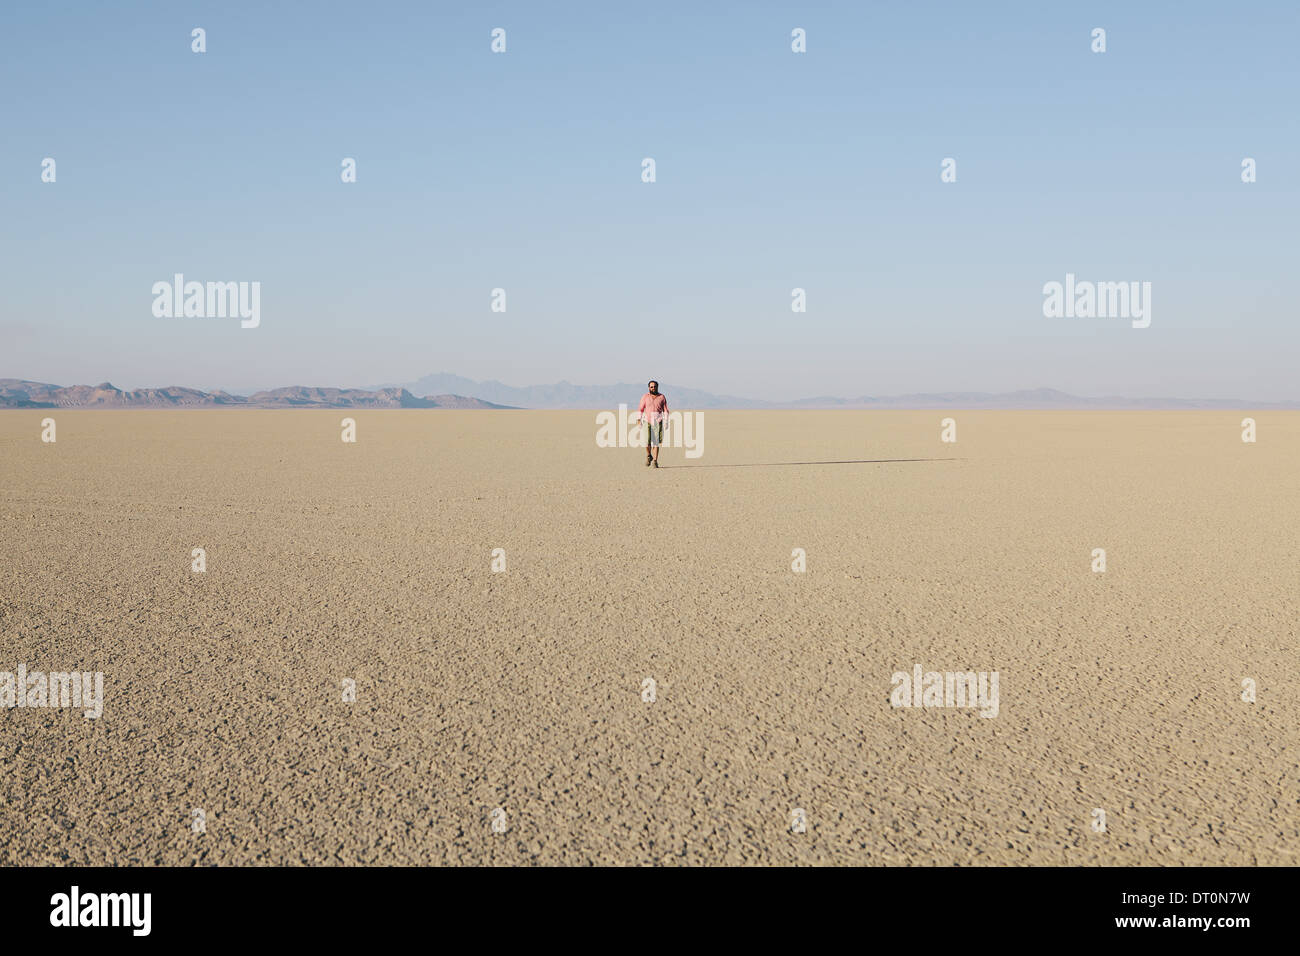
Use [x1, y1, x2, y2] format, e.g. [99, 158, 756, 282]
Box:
[3, 376, 1300, 411]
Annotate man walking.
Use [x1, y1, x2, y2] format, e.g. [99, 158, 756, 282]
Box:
[638, 380, 669, 468]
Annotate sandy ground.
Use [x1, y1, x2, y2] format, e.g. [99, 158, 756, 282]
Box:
[0, 409, 1295, 866]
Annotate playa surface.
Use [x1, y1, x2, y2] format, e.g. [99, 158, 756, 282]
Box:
[1, 409, 1295, 865]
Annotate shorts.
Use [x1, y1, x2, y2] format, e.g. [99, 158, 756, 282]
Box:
[644, 421, 663, 447]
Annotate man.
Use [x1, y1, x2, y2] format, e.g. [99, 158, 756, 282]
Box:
[637, 380, 669, 468]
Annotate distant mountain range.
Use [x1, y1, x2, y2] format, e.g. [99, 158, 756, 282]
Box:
[0, 380, 512, 410]
[778, 388, 1300, 410]
[379, 373, 760, 409]
[3, 376, 1296, 410]
[380, 374, 1300, 410]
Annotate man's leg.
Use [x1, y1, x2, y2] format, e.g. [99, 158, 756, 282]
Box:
[645, 435, 652, 465]
[652, 424, 661, 466]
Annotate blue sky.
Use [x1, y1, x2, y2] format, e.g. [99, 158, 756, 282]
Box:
[3, 1, 1296, 400]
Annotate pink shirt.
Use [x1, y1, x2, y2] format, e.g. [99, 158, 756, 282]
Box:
[638, 392, 668, 424]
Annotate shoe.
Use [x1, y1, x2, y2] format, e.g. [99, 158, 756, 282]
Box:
[653, 460, 659, 468]
[646, 454, 652, 466]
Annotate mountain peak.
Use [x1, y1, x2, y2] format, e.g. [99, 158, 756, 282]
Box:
[0, 381, 515, 410]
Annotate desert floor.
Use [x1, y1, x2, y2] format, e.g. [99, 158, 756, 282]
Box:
[0, 409, 1295, 865]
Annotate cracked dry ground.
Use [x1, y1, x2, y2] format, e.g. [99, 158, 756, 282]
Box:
[1, 410, 1296, 864]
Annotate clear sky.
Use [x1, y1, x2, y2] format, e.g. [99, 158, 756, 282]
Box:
[3, 1, 1296, 401]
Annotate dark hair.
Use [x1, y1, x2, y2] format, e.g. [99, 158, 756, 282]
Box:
[648, 380, 658, 387]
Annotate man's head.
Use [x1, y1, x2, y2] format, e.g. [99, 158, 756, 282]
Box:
[647, 381, 659, 394]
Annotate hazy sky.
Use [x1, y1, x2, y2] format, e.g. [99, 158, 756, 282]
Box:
[3, 1, 1297, 401]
